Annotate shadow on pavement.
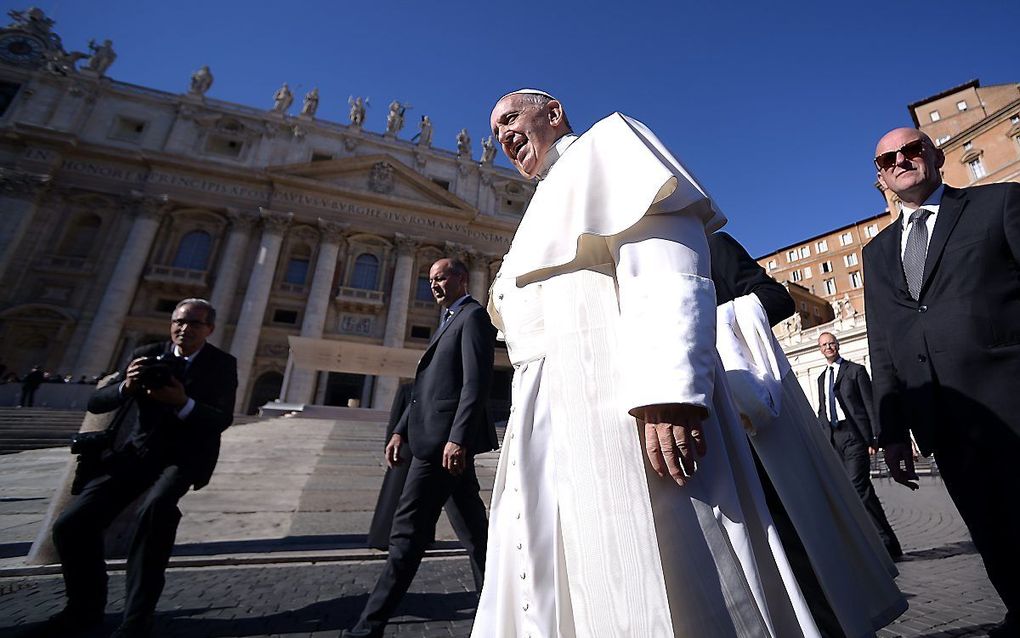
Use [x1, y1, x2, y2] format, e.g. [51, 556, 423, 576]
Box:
[900, 540, 978, 562]
[157, 591, 477, 636]
[917, 621, 1000, 637]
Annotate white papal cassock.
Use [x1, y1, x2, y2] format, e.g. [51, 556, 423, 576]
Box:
[472, 113, 821, 637]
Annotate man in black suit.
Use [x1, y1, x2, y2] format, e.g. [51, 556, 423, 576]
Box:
[344, 257, 497, 638]
[19, 365, 45, 407]
[43, 298, 237, 638]
[864, 127, 1020, 636]
[816, 332, 901, 560]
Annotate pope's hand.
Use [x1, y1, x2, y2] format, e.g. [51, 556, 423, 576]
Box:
[639, 403, 708, 487]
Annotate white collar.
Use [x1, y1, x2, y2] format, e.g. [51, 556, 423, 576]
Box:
[900, 183, 944, 230]
[537, 134, 578, 181]
[173, 343, 204, 362]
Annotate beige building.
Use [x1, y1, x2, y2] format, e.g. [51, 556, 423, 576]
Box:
[909, 79, 1020, 190]
[755, 212, 893, 317]
[0, 9, 532, 414]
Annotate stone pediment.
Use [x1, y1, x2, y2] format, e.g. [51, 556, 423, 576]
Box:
[268, 155, 475, 216]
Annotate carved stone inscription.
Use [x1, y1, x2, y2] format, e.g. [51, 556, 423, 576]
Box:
[274, 189, 511, 247]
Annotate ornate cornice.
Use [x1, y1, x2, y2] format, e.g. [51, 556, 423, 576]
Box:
[0, 167, 51, 197]
[394, 232, 421, 256]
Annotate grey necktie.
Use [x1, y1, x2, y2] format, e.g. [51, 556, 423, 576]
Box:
[902, 208, 933, 300]
[440, 308, 453, 328]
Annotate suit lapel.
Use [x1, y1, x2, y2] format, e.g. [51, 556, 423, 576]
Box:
[425, 297, 472, 352]
[919, 185, 967, 298]
[879, 214, 912, 299]
[834, 361, 848, 390]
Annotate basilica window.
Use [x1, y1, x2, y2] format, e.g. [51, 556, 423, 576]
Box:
[58, 214, 101, 257]
[172, 230, 212, 270]
[284, 257, 310, 285]
[350, 253, 380, 290]
[415, 274, 434, 301]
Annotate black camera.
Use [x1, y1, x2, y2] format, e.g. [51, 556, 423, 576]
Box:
[135, 353, 186, 389]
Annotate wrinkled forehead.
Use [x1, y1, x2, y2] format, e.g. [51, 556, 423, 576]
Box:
[489, 94, 526, 127]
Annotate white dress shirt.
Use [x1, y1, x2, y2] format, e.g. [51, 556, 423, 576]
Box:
[824, 357, 846, 422]
[899, 184, 944, 258]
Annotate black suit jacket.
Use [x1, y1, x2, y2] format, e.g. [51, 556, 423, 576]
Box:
[863, 182, 1020, 454]
[709, 231, 796, 327]
[816, 359, 878, 446]
[385, 382, 414, 441]
[87, 341, 238, 490]
[395, 296, 497, 460]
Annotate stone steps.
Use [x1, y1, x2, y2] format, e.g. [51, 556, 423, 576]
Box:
[0, 408, 85, 454]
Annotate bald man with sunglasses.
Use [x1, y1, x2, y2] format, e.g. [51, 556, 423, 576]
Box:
[863, 127, 1020, 637]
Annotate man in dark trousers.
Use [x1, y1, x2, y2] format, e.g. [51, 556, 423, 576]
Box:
[42, 298, 237, 638]
[344, 257, 497, 638]
[366, 381, 415, 549]
[864, 127, 1020, 636]
[19, 365, 45, 407]
[816, 331, 901, 560]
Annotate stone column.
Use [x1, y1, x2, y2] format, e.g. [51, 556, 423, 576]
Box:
[468, 252, 491, 306]
[73, 195, 169, 378]
[229, 209, 292, 412]
[207, 208, 259, 347]
[372, 234, 419, 409]
[0, 168, 51, 284]
[285, 219, 348, 404]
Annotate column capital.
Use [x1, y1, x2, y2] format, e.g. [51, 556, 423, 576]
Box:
[318, 218, 350, 244]
[130, 192, 171, 220]
[258, 207, 294, 234]
[226, 207, 260, 231]
[394, 233, 422, 256]
[443, 240, 471, 264]
[0, 167, 52, 198]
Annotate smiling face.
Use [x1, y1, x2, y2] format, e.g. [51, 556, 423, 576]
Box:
[428, 259, 468, 309]
[489, 94, 567, 179]
[875, 128, 944, 207]
[818, 333, 840, 364]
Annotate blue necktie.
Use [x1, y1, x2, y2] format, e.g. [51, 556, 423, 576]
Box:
[827, 366, 839, 428]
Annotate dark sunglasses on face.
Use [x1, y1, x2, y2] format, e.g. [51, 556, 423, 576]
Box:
[874, 139, 926, 170]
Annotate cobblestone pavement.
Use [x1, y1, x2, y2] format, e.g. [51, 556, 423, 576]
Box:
[0, 475, 1008, 637]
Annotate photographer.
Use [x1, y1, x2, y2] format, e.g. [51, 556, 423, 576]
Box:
[43, 299, 237, 638]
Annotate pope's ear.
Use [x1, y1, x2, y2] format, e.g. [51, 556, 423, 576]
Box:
[547, 100, 565, 127]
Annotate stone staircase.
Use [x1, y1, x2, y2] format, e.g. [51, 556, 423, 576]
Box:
[0, 408, 263, 455]
[0, 407, 85, 455]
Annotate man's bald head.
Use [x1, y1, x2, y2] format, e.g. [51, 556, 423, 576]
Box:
[874, 127, 944, 208]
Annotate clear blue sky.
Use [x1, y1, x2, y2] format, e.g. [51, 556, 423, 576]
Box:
[8, 0, 1020, 256]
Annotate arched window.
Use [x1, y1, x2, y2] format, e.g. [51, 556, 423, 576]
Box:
[415, 273, 433, 301]
[172, 230, 212, 270]
[58, 214, 101, 257]
[350, 253, 380, 290]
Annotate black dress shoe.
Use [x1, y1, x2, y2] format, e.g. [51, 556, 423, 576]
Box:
[30, 607, 104, 636]
[341, 622, 385, 638]
[110, 615, 154, 638]
[988, 618, 1019, 637]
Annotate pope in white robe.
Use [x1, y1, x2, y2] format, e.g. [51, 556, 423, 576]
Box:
[472, 90, 824, 637]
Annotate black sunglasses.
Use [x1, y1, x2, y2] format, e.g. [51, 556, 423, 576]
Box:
[874, 139, 926, 170]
